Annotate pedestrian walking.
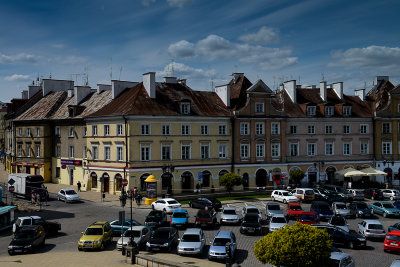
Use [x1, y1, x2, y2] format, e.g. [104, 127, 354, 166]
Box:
[135, 194, 142, 206]
[77, 181, 81, 192]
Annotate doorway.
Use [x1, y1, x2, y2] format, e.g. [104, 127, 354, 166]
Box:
[69, 168, 74, 185]
[181, 171, 193, 193]
[103, 174, 110, 193]
[256, 169, 267, 187]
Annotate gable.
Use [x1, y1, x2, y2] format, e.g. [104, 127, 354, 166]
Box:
[247, 79, 273, 94]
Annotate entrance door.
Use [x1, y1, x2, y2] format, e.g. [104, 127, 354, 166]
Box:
[103, 176, 110, 193]
[256, 169, 267, 187]
[308, 172, 317, 187]
[69, 169, 74, 185]
[181, 172, 193, 193]
[243, 173, 249, 190]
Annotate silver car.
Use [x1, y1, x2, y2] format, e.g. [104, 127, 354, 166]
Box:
[268, 214, 287, 232]
[177, 228, 205, 256]
[116, 225, 152, 250]
[208, 230, 236, 261]
[329, 252, 355, 267]
[332, 202, 350, 217]
[265, 202, 283, 220]
[220, 207, 240, 225]
[57, 189, 80, 203]
[358, 219, 386, 239]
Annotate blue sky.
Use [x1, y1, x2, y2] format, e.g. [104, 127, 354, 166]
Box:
[0, 0, 399, 101]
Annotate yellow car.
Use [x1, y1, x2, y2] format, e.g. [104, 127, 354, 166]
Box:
[78, 222, 112, 251]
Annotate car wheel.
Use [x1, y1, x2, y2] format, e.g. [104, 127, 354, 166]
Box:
[152, 205, 155, 210]
[8, 251, 14, 256]
[384, 249, 389, 253]
[347, 241, 354, 249]
[100, 242, 105, 250]
[163, 208, 167, 213]
[220, 219, 223, 225]
[384, 212, 388, 218]
[283, 199, 287, 204]
[391, 196, 394, 201]
[189, 202, 193, 208]
[41, 238, 45, 247]
[271, 196, 275, 201]
[78, 247, 82, 251]
[57, 196, 60, 201]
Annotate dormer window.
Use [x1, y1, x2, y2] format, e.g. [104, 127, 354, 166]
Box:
[343, 106, 351, 116]
[181, 102, 190, 114]
[68, 107, 75, 117]
[255, 103, 264, 113]
[325, 106, 334, 117]
[307, 106, 316, 116]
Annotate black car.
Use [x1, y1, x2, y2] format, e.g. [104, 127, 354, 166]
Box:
[388, 222, 400, 232]
[364, 188, 384, 200]
[189, 197, 221, 210]
[310, 201, 334, 221]
[348, 201, 372, 218]
[240, 213, 263, 235]
[144, 210, 168, 228]
[146, 227, 179, 252]
[8, 225, 46, 255]
[313, 189, 345, 205]
[311, 225, 367, 249]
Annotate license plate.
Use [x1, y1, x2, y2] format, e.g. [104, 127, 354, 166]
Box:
[391, 243, 398, 246]
[14, 249, 22, 252]
[152, 247, 159, 251]
[84, 245, 92, 248]
[248, 228, 254, 232]
[201, 223, 207, 226]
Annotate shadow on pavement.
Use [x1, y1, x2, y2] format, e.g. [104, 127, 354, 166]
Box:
[17, 209, 75, 221]
[235, 248, 249, 263]
[47, 232, 67, 239]
[36, 243, 56, 254]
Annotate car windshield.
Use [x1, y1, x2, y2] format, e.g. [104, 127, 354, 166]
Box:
[247, 208, 259, 214]
[152, 230, 170, 239]
[331, 217, 346, 226]
[14, 231, 34, 240]
[356, 203, 368, 209]
[387, 235, 400, 242]
[244, 216, 259, 223]
[65, 190, 77, 195]
[223, 209, 236, 215]
[268, 205, 280, 210]
[383, 203, 395, 209]
[327, 258, 340, 267]
[271, 217, 286, 223]
[167, 200, 179, 205]
[305, 190, 314, 195]
[173, 212, 186, 218]
[213, 238, 231, 246]
[124, 230, 141, 238]
[85, 228, 103, 235]
[368, 224, 384, 230]
[182, 234, 200, 242]
[300, 215, 314, 221]
[282, 192, 292, 196]
[319, 205, 331, 211]
[147, 212, 162, 219]
[197, 211, 211, 218]
[290, 205, 302, 211]
[336, 204, 347, 209]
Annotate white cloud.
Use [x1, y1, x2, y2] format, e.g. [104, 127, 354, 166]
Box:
[52, 55, 87, 64]
[0, 53, 39, 64]
[158, 62, 216, 80]
[142, 0, 156, 6]
[166, 0, 194, 8]
[168, 40, 195, 59]
[51, 44, 65, 49]
[4, 74, 31, 82]
[329, 46, 400, 69]
[239, 26, 280, 45]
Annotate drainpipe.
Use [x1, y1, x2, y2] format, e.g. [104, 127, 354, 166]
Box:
[231, 115, 236, 173]
[123, 116, 128, 190]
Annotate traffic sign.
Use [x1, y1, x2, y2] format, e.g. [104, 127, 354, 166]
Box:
[122, 179, 128, 186]
[8, 178, 15, 186]
[9, 186, 14, 192]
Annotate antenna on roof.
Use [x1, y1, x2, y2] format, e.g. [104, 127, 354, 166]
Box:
[110, 57, 113, 81]
[321, 72, 325, 81]
[234, 64, 238, 73]
[49, 73, 52, 79]
[298, 76, 301, 84]
[119, 66, 123, 81]
[84, 66, 89, 86]
[171, 59, 175, 77]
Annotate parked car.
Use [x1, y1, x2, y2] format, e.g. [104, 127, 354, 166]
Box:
[391, 259, 400, 267]
[8, 225, 46, 255]
[144, 210, 168, 228]
[220, 207, 240, 225]
[313, 188, 333, 198]
[332, 202, 350, 218]
[110, 219, 141, 236]
[312, 224, 366, 249]
[389, 222, 400, 232]
[208, 230, 237, 261]
[285, 202, 303, 220]
[364, 188, 384, 200]
[323, 185, 353, 201]
[328, 252, 355, 267]
[291, 188, 315, 202]
[382, 189, 400, 200]
[268, 214, 288, 232]
[151, 198, 181, 214]
[177, 228, 206, 256]
[170, 209, 189, 228]
[13, 216, 61, 235]
[325, 194, 347, 205]
[78, 221, 112, 251]
[146, 227, 179, 252]
[265, 202, 283, 220]
[370, 201, 400, 218]
[241, 205, 263, 220]
[347, 189, 364, 200]
[271, 190, 298, 203]
[240, 213, 263, 235]
[189, 197, 221, 210]
[358, 220, 386, 239]
[195, 209, 217, 228]
[348, 201, 372, 218]
[328, 215, 349, 232]
[57, 189, 80, 203]
[384, 231, 400, 253]
[116, 225, 152, 250]
[394, 200, 400, 210]
[310, 201, 334, 221]
[297, 211, 318, 225]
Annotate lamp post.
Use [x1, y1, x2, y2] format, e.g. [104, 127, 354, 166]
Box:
[119, 190, 126, 255]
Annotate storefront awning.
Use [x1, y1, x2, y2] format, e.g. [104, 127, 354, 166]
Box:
[0, 206, 16, 215]
[360, 167, 387, 176]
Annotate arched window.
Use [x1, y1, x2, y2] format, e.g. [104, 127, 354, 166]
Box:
[219, 169, 229, 178]
[202, 170, 211, 187]
[90, 172, 98, 188]
[115, 173, 122, 191]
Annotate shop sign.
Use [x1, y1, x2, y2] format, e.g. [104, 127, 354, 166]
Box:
[60, 159, 82, 166]
[23, 163, 34, 167]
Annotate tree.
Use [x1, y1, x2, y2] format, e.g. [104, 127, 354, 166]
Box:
[254, 223, 332, 267]
[219, 172, 242, 196]
[290, 169, 305, 186]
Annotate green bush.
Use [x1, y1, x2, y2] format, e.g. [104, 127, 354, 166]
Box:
[289, 169, 305, 186]
[219, 172, 242, 196]
[254, 223, 332, 267]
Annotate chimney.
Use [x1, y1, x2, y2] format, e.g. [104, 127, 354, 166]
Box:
[377, 76, 389, 85]
[143, 72, 156, 99]
[279, 84, 284, 90]
[42, 79, 74, 96]
[111, 80, 138, 99]
[67, 89, 74, 98]
[28, 85, 41, 99]
[178, 79, 187, 85]
[320, 81, 327, 101]
[332, 82, 343, 99]
[21, 90, 28, 99]
[74, 86, 92, 105]
[97, 84, 111, 94]
[215, 84, 231, 107]
[355, 89, 365, 101]
[284, 80, 296, 103]
[232, 73, 244, 83]
[164, 77, 177, 83]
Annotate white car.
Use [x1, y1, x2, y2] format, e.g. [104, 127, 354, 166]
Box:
[57, 189, 80, 203]
[177, 228, 206, 256]
[329, 252, 355, 267]
[220, 207, 240, 225]
[116, 225, 152, 250]
[268, 214, 288, 232]
[382, 189, 400, 200]
[151, 198, 181, 214]
[271, 190, 298, 203]
[241, 205, 263, 220]
[358, 219, 386, 239]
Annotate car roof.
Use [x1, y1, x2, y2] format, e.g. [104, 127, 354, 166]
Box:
[20, 225, 42, 230]
[271, 214, 285, 218]
[289, 202, 301, 206]
[267, 202, 280, 206]
[333, 202, 346, 205]
[223, 207, 236, 210]
[302, 211, 316, 215]
[244, 213, 259, 218]
[313, 201, 329, 205]
[127, 225, 147, 231]
[273, 190, 289, 193]
[363, 220, 382, 224]
[330, 252, 351, 260]
[215, 230, 233, 238]
[183, 228, 202, 235]
[245, 206, 259, 209]
[163, 198, 178, 202]
[156, 227, 175, 232]
[60, 188, 75, 191]
[173, 209, 187, 213]
[19, 216, 41, 220]
[388, 231, 400, 235]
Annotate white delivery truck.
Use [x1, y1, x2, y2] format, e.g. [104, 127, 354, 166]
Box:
[8, 173, 47, 199]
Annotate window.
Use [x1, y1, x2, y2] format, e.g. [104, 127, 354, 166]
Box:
[56, 144, 61, 157]
[92, 125, 98, 136]
[181, 145, 191, 160]
[255, 122, 265, 135]
[104, 145, 111, 160]
[69, 127, 74, 137]
[92, 145, 98, 160]
[255, 102, 264, 113]
[307, 143, 316, 156]
[361, 142, 369, 155]
[219, 144, 227, 158]
[325, 143, 334, 155]
[17, 144, 22, 157]
[343, 125, 350, 134]
[308, 125, 315, 134]
[343, 143, 352, 155]
[69, 146, 74, 158]
[325, 125, 333, 134]
[343, 106, 351, 116]
[200, 125, 209, 135]
[181, 102, 190, 114]
[325, 106, 334, 116]
[290, 143, 298, 156]
[17, 128, 22, 137]
[35, 144, 40, 157]
[240, 123, 249, 135]
[382, 142, 392, 155]
[116, 145, 123, 161]
[141, 144, 150, 161]
[271, 143, 280, 157]
[162, 145, 171, 160]
[240, 144, 250, 159]
[83, 126, 87, 136]
[200, 144, 209, 159]
[104, 125, 110, 136]
[117, 124, 123, 135]
[162, 125, 170, 135]
[35, 127, 40, 137]
[141, 124, 150, 135]
[26, 128, 31, 137]
[219, 125, 226, 135]
[256, 143, 265, 158]
[307, 106, 316, 116]
[271, 122, 280, 135]
[26, 143, 31, 157]
[382, 123, 391, 134]
[55, 167, 60, 178]
[83, 146, 87, 159]
[360, 124, 368, 134]
[290, 125, 297, 134]
[181, 124, 190, 135]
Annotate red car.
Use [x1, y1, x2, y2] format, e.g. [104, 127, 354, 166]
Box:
[384, 231, 400, 253]
[194, 209, 217, 228]
[286, 202, 303, 220]
[297, 212, 317, 225]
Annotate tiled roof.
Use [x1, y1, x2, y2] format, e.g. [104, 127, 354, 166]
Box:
[228, 75, 252, 110]
[366, 79, 395, 112]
